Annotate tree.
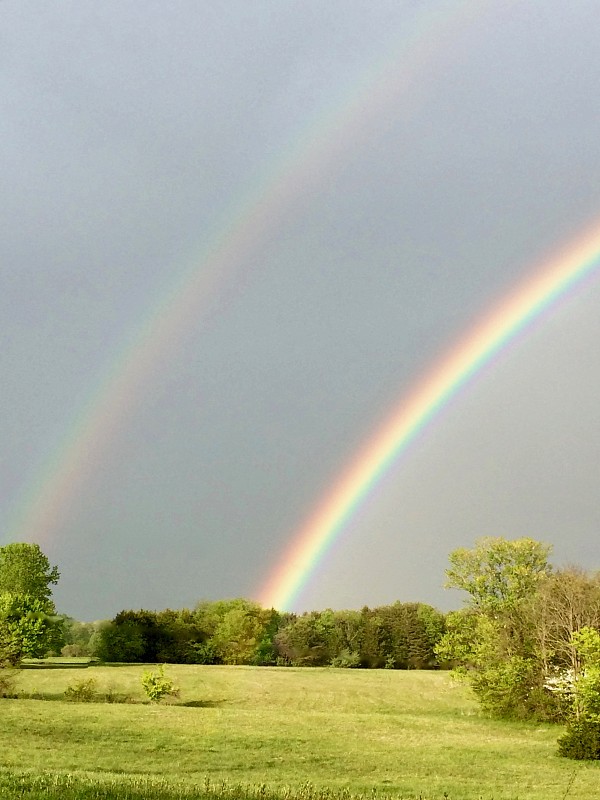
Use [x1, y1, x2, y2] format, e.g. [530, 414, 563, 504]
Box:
[93, 620, 145, 663]
[0, 543, 60, 604]
[154, 608, 209, 664]
[0, 543, 63, 664]
[445, 536, 551, 615]
[112, 610, 170, 662]
[252, 608, 282, 666]
[555, 628, 600, 760]
[192, 598, 279, 665]
[0, 593, 63, 663]
[434, 608, 480, 668]
[210, 600, 272, 665]
[274, 611, 331, 666]
[530, 568, 600, 677]
[438, 537, 557, 720]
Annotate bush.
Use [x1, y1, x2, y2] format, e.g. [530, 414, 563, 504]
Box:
[93, 621, 145, 662]
[468, 656, 560, 720]
[64, 677, 98, 702]
[141, 665, 179, 703]
[188, 641, 219, 664]
[329, 649, 360, 668]
[558, 719, 600, 760]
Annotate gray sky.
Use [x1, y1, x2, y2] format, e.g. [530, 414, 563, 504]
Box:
[2, 1, 600, 620]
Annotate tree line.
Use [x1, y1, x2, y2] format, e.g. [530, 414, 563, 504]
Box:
[64, 599, 445, 669]
[0, 542, 445, 669]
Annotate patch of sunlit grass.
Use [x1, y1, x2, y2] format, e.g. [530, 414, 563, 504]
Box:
[3, 666, 600, 799]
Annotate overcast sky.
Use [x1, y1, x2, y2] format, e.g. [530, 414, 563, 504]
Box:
[3, 1, 600, 621]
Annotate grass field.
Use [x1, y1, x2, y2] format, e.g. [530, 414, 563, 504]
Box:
[1, 665, 598, 799]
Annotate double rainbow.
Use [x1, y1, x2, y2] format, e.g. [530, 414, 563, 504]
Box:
[8, 3, 598, 618]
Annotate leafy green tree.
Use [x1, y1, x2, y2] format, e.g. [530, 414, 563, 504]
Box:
[154, 608, 209, 663]
[359, 606, 387, 668]
[193, 599, 279, 665]
[356, 603, 444, 669]
[193, 599, 251, 647]
[210, 601, 272, 665]
[328, 609, 363, 667]
[371, 604, 410, 668]
[546, 628, 600, 722]
[93, 607, 214, 664]
[434, 608, 480, 667]
[445, 536, 551, 614]
[0, 593, 63, 662]
[0, 543, 63, 663]
[555, 628, 600, 760]
[438, 537, 558, 720]
[112, 610, 169, 661]
[252, 608, 281, 666]
[416, 603, 446, 664]
[0, 543, 60, 604]
[274, 612, 331, 666]
[570, 628, 600, 720]
[93, 620, 145, 663]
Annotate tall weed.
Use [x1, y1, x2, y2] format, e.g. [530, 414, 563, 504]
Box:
[0, 771, 448, 800]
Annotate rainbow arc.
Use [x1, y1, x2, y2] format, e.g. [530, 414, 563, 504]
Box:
[5, 0, 487, 545]
[258, 222, 600, 610]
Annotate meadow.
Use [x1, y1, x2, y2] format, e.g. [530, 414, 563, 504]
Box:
[1, 665, 598, 800]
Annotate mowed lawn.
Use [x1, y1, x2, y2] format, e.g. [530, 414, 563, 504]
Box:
[2, 665, 599, 799]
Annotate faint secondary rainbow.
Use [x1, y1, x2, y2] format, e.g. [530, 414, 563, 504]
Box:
[5, 1, 488, 546]
[258, 221, 600, 611]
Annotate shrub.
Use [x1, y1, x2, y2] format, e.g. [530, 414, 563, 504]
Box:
[93, 620, 145, 662]
[558, 719, 600, 760]
[64, 677, 98, 702]
[469, 655, 559, 720]
[329, 649, 360, 668]
[141, 665, 179, 703]
[188, 641, 219, 664]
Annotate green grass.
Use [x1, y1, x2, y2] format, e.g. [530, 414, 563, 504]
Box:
[1, 665, 598, 799]
[20, 656, 97, 669]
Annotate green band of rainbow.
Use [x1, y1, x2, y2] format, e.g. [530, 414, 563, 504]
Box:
[258, 222, 600, 611]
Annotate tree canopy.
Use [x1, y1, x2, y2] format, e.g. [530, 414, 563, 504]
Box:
[444, 536, 552, 614]
[0, 543, 62, 664]
[0, 543, 60, 605]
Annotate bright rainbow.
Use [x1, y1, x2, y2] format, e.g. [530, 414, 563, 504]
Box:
[5, 1, 486, 545]
[258, 221, 600, 611]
